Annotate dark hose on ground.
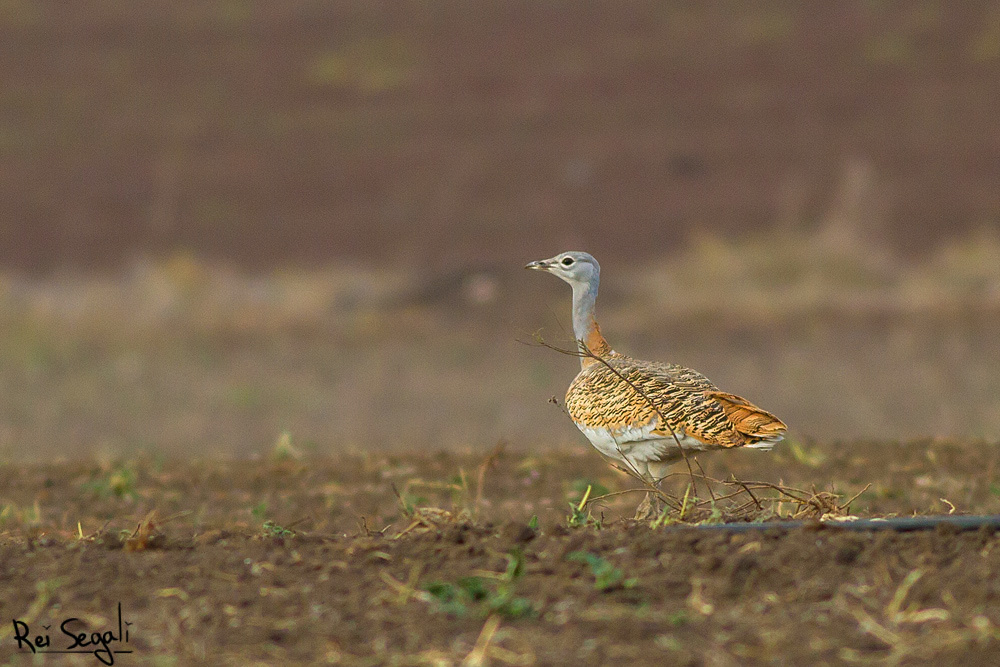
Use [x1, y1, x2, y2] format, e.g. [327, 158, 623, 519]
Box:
[676, 514, 1000, 534]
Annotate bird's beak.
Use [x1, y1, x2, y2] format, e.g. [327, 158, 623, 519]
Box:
[525, 259, 551, 271]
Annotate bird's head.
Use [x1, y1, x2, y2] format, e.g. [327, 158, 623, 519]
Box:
[525, 251, 600, 288]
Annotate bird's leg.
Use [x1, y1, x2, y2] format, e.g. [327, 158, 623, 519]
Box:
[635, 460, 674, 521]
[633, 461, 662, 521]
[647, 460, 673, 488]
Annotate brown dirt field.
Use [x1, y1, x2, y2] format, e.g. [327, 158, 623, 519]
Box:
[6, 5, 1000, 664]
[3, 1, 1000, 272]
[2, 439, 1000, 665]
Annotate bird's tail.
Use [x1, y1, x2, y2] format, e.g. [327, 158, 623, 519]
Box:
[707, 391, 786, 445]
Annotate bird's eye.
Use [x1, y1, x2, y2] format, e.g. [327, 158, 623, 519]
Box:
[561, 257, 575, 266]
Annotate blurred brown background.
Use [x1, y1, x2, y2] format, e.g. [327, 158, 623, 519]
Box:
[2, 1, 1000, 458]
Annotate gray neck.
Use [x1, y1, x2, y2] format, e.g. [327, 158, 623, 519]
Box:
[571, 276, 599, 343]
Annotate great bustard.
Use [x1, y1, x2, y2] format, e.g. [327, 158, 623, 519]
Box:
[526, 251, 786, 516]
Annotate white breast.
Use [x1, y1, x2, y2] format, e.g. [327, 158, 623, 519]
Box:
[575, 420, 711, 465]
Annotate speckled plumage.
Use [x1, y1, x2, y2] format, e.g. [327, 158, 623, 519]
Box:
[566, 348, 785, 459]
[527, 251, 785, 482]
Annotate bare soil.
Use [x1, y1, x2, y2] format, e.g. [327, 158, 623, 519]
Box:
[3, 1, 1000, 272]
[2, 439, 1000, 665]
[4, 5, 1000, 664]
